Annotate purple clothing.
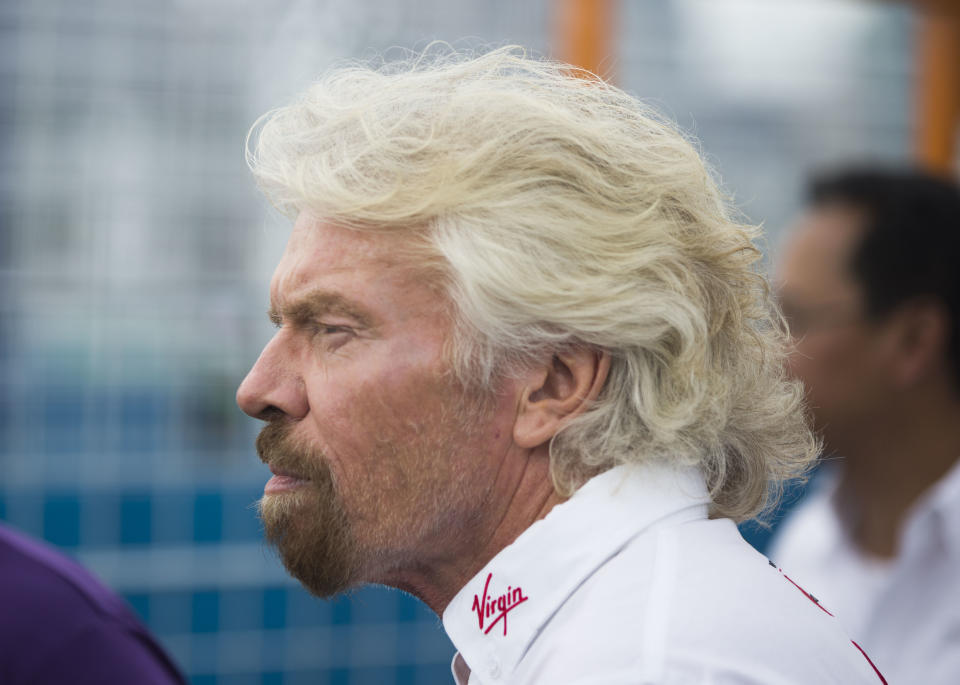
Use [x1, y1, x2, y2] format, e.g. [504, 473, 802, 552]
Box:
[0, 523, 186, 684]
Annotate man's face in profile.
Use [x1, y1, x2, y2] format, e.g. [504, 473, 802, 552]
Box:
[776, 205, 888, 451]
[236, 215, 513, 597]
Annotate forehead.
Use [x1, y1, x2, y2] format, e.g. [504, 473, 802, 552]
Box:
[776, 204, 866, 298]
[273, 214, 393, 283]
[270, 214, 433, 304]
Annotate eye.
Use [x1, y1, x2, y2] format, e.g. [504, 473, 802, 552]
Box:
[312, 323, 355, 350]
[316, 324, 350, 336]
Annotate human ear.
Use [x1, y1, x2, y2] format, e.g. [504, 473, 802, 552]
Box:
[887, 299, 949, 387]
[513, 348, 611, 449]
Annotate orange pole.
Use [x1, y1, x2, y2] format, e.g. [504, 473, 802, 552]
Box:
[553, 0, 616, 81]
[915, 4, 960, 175]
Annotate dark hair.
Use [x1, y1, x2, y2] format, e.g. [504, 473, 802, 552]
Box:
[808, 166, 960, 390]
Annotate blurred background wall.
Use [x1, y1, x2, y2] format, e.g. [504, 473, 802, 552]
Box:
[0, 1, 941, 683]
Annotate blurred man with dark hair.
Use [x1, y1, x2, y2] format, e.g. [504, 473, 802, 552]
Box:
[773, 167, 960, 684]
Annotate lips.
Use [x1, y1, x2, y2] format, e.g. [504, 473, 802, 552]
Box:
[268, 463, 308, 481]
[264, 468, 311, 495]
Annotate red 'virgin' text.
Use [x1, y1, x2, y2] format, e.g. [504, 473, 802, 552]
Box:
[471, 573, 529, 636]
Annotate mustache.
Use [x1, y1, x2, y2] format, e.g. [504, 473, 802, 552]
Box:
[256, 420, 325, 481]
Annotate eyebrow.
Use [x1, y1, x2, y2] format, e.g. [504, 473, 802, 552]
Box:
[268, 290, 377, 329]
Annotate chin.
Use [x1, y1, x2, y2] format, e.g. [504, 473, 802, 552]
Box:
[258, 489, 363, 599]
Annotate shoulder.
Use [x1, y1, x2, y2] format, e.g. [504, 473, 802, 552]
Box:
[0, 524, 185, 683]
[767, 468, 844, 582]
[515, 518, 883, 684]
[0, 524, 131, 621]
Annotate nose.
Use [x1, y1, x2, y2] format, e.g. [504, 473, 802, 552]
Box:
[236, 334, 309, 421]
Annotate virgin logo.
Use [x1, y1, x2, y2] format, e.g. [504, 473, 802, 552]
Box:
[471, 573, 529, 636]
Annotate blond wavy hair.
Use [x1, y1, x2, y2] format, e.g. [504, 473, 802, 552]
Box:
[247, 46, 818, 521]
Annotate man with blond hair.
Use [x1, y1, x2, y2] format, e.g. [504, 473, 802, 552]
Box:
[237, 47, 885, 683]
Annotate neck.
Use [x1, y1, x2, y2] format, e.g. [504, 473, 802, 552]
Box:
[379, 445, 565, 616]
[834, 388, 960, 559]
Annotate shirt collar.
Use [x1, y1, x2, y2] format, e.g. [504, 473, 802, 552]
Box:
[904, 456, 960, 559]
[442, 461, 710, 684]
[822, 457, 960, 561]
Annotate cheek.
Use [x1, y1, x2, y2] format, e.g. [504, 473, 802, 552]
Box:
[301, 358, 455, 470]
[789, 332, 880, 416]
[300, 378, 386, 473]
[791, 332, 860, 383]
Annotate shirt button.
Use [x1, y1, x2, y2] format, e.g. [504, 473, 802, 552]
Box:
[487, 655, 502, 679]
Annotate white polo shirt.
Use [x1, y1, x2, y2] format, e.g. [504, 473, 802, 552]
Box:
[770, 459, 960, 684]
[442, 463, 886, 684]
